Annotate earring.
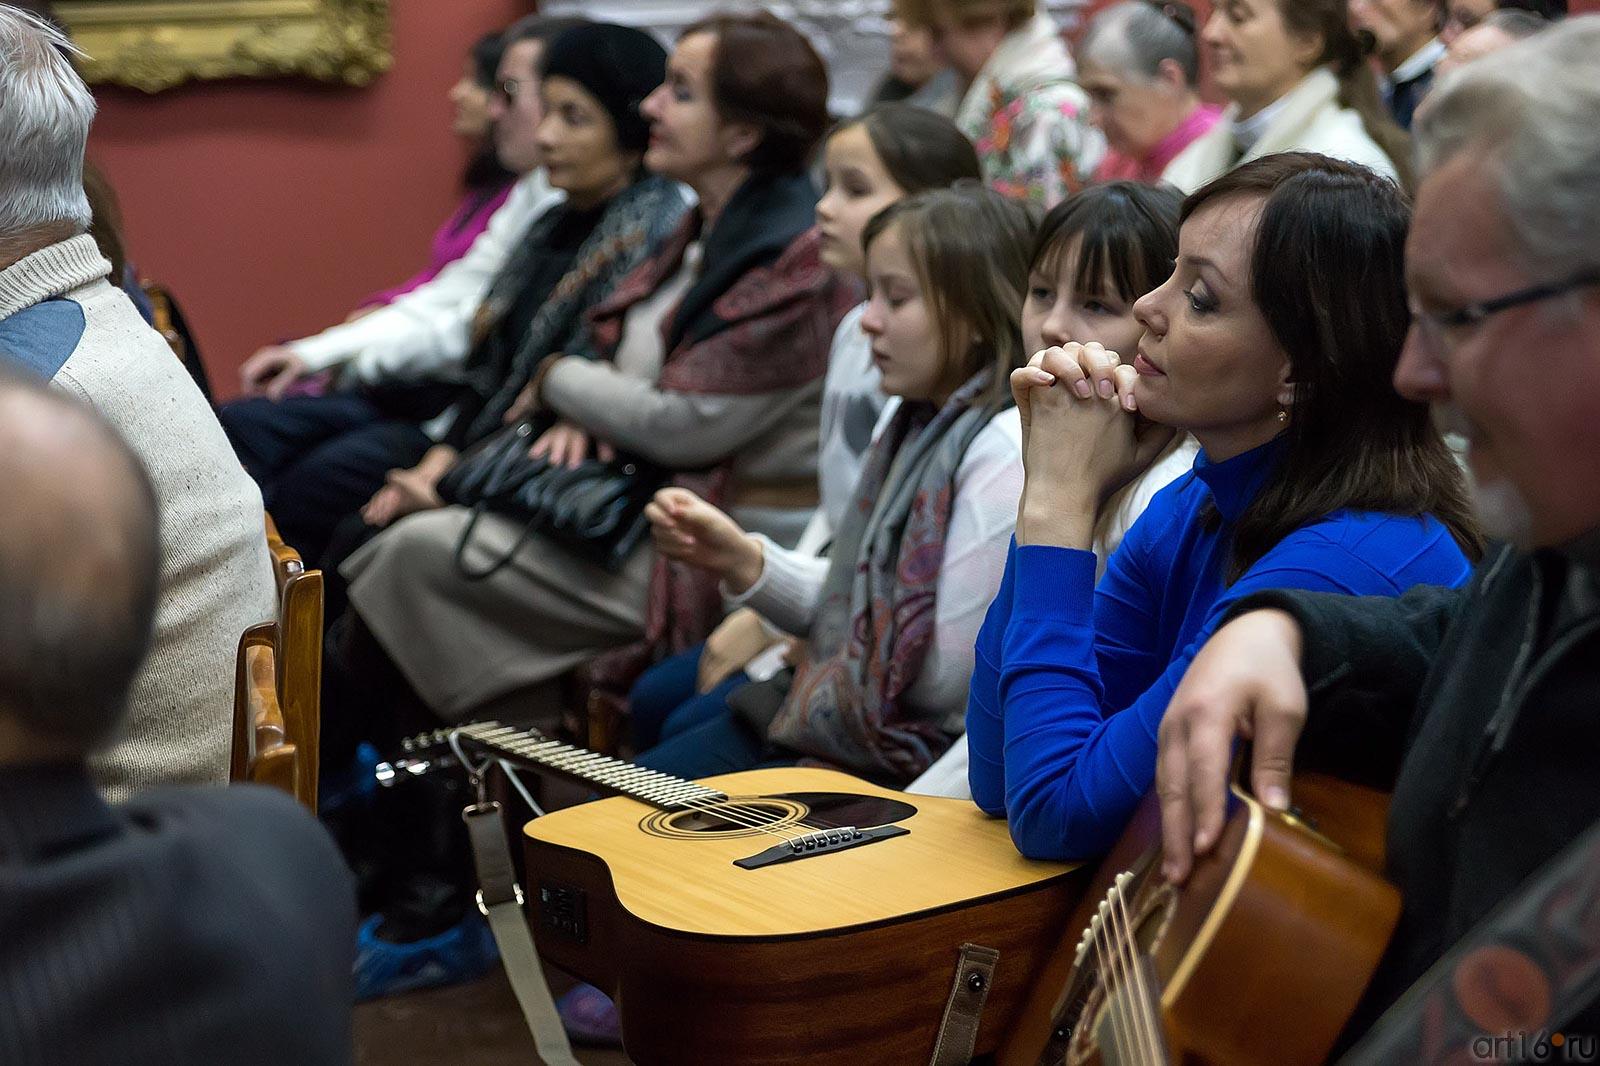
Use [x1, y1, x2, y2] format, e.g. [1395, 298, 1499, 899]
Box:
[1276, 408, 1288, 425]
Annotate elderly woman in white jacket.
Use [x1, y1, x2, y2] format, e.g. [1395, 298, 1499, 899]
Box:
[1162, 0, 1411, 192]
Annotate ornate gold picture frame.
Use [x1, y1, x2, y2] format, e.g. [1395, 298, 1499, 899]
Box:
[55, 0, 392, 93]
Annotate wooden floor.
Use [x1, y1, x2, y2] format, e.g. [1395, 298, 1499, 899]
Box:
[354, 968, 632, 1066]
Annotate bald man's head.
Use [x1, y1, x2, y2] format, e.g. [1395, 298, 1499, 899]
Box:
[0, 368, 160, 756]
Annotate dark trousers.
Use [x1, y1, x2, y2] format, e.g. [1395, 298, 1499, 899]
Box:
[219, 385, 449, 568]
[629, 645, 795, 779]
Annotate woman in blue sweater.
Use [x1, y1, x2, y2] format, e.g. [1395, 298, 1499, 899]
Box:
[969, 152, 1484, 860]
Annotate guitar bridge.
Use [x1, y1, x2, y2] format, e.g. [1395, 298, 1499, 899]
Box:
[734, 824, 908, 870]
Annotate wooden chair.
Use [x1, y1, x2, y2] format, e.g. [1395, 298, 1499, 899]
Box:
[263, 512, 305, 598]
[232, 521, 324, 812]
[141, 280, 187, 363]
[277, 567, 324, 808]
[230, 622, 299, 799]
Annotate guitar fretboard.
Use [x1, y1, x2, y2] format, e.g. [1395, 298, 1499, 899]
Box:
[449, 720, 729, 811]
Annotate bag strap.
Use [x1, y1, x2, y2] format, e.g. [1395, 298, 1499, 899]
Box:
[463, 801, 582, 1066]
[929, 942, 1001, 1066]
[1339, 814, 1600, 1064]
[452, 503, 539, 582]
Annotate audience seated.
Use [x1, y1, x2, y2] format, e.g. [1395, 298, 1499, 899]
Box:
[0, 367, 354, 1066]
[0, 9, 276, 800]
[351, 30, 518, 313]
[1350, 0, 1445, 128]
[637, 184, 1033, 783]
[219, 15, 584, 567]
[970, 152, 1484, 861]
[1435, 6, 1547, 73]
[908, 180, 1200, 798]
[338, 12, 855, 728]
[1162, 0, 1410, 191]
[1080, 1, 1223, 184]
[324, 10, 856, 1001]
[629, 103, 982, 767]
[897, 0, 1105, 207]
[869, 17, 962, 116]
[313, 22, 687, 621]
[1158, 18, 1600, 1049]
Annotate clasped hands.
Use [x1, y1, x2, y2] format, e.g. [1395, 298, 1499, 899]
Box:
[1011, 342, 1175, 549]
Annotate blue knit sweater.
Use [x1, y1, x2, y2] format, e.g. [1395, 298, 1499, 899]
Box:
[966, 438, 1473, 860]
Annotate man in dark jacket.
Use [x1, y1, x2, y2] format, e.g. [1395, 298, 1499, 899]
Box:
[0, 368, 356, 1065]
[1155, 17, 1600, 1053]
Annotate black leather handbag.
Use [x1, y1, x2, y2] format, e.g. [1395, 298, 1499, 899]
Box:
[437, 419, 665, 579]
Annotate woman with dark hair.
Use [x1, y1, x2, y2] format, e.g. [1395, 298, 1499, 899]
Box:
[353, 30, 519, 311]
[339, 11, 855, 739]
[1078, 0, 1224, 183]
[969, 152, 1481, 861]
[628, 104, 983, 760]
[1162, 0, 1411, 190]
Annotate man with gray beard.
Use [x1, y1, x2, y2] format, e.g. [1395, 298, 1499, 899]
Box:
[1153, 15, 1600, 1049]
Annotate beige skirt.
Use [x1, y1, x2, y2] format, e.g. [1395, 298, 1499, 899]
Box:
[342, 505, 653, 720]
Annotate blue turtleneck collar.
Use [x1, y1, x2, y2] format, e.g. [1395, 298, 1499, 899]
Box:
[1192, 434, 1288, 523]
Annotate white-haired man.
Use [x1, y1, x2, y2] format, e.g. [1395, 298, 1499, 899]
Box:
[0, 9, 275, 798]
[1155, 16, 1600, 1052]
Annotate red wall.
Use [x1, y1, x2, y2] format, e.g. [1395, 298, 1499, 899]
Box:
[87, 0, 528, 401]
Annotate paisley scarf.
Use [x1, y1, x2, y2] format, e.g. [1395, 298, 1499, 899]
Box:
[768, 370, 1001, 783]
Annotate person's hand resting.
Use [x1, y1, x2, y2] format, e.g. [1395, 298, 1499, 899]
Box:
[240, 345, 311, 401]
[360, 445, 458, 528]
[698, 608, 777, 693]
[1014, 342, 1176, 548]
[1155, 608, 1307, 884]
[644, 487, 764, 593]
[529, 420, 611, 468]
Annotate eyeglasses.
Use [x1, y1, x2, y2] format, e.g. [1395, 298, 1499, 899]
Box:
[496, 77, 523, 104]
[1409, 268, 1600, 354]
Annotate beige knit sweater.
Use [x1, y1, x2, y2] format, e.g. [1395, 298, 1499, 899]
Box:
[0, 236, 277, 800]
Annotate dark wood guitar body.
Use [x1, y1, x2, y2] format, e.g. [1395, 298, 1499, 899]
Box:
[1000, 777, 1400, 1066]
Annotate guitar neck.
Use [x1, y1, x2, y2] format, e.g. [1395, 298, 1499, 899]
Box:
[431, 720, 729, 811]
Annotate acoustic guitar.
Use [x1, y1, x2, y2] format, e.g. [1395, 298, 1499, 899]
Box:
[391, 721, 1087, 1065]
[997, 775, 1400, 1065]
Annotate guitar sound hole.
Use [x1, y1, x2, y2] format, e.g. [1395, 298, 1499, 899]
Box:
[640, 797, 810, 839]
[670, 802, 793, 833]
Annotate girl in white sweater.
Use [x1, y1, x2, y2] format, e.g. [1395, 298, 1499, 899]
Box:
[637, 185, 1036, 783]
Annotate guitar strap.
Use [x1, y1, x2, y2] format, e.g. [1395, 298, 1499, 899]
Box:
[463, 801, 583, 1066]
[929, 943, 1001, 1066]
[1339, 814, 1600, 1065]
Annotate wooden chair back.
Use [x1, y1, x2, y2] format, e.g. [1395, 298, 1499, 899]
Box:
[232, 517, 324, 812]
[141, 280, 187, 363]
[264, 512, 305, 598]
[231, 622, 299, 799]
[278, 568, 323, 809]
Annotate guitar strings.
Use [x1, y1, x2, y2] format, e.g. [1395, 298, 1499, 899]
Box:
[1108, 875, 1163, 1061]
[462, 720, 798, 835]
[475, 725, 815, 847]
[1091, 895, 1136, 1063]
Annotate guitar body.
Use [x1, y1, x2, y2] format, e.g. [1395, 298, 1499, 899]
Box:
[521, 766, 1086, 1065]
[1000, 778, 1400, 1066]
